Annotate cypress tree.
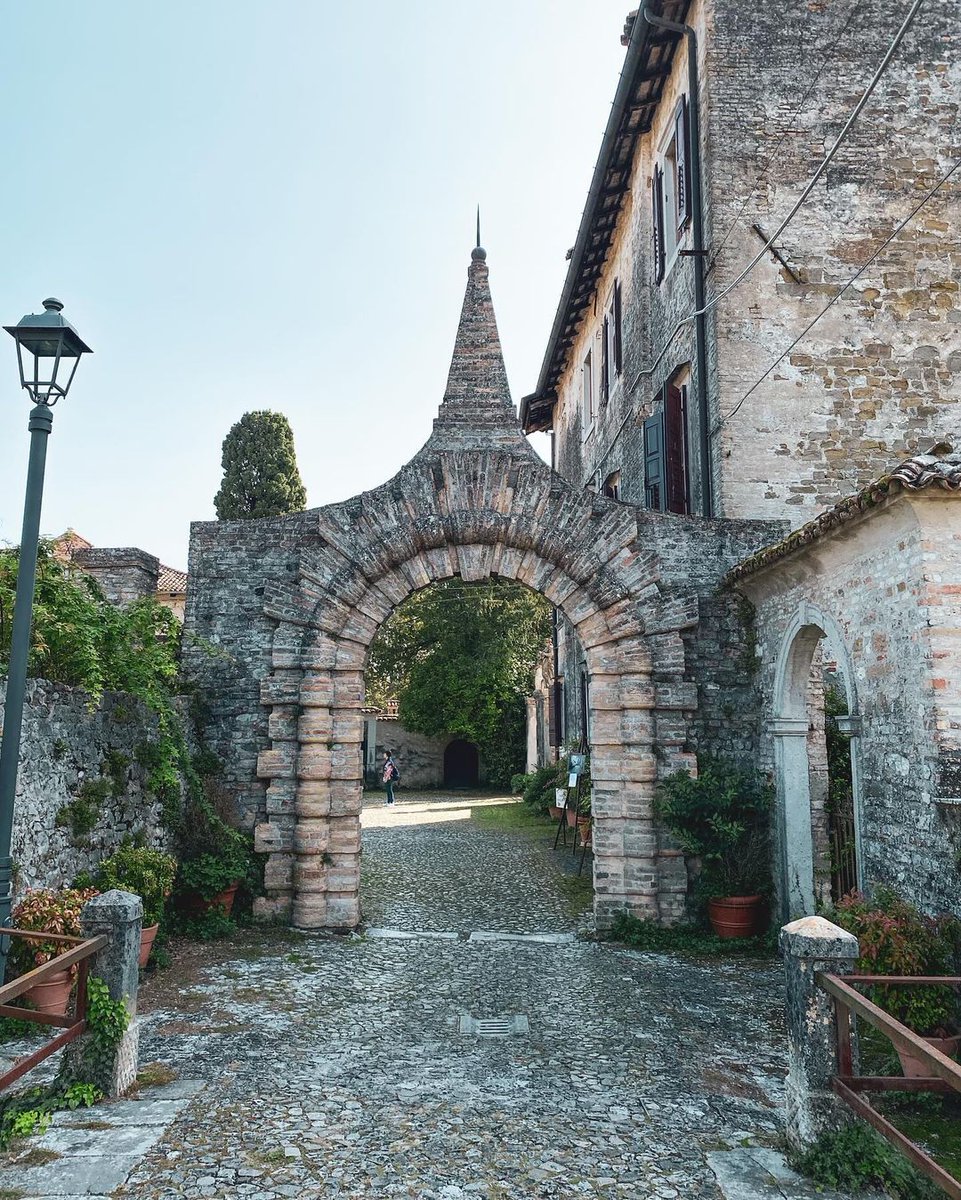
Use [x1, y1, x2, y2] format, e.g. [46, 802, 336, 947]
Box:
[214, 410, 307, 520]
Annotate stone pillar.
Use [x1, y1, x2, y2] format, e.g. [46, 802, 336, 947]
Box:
[780, 915, 859, 1151]
[525, 696, 538, 773]
[77, 889, 143, 1096]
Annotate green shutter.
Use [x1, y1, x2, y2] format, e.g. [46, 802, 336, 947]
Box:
[643, 411, 667, 511]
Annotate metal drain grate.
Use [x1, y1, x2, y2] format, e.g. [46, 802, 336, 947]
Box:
[459, 1014, 529, 1038]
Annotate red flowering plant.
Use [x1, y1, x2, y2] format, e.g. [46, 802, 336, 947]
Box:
[834, 888, 961, 1037]
[9, 887, 100, 979]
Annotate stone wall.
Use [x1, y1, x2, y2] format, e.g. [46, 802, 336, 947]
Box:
[73, 547, 160, 605]
[709, 0, 960, 523]
[4, 680, 168, 898]
[367, 718, 456, 789]
[735, 488, 961, 917]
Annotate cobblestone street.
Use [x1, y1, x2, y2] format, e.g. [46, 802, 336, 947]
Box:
[6, 793, 807, 1198]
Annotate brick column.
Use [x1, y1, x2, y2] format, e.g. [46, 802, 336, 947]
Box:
[781, 915, 859, 1151]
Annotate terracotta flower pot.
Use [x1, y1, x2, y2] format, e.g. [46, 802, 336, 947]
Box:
[181, 881, 239, 917]
[24, 968, 73, 1016]
[139, 923, 160, 968]
[577, 818, 592, 846]
[548, 805, 563, 821]
[566, 808, 577, 828]
[707, 895, 767, 939]
[896, 1034, 961, 1078]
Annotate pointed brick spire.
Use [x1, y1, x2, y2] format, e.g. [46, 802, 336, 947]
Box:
[426, 245, 534, 455]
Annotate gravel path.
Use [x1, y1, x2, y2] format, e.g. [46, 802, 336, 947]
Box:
[7, 792, 795, 1198]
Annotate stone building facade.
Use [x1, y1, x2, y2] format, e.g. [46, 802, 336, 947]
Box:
[523, 1, 959, 520]
[518, 1, 960, 917]
[730, 450, 961, 920]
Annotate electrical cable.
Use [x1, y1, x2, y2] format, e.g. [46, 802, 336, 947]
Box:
[711, 0, 865, 262]
[628, 0, 927, 392]
[715, 155, 961, 430]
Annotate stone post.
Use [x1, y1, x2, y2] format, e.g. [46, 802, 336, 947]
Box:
[74, 889, 143, 1096]
[780, 915, 859, 1151]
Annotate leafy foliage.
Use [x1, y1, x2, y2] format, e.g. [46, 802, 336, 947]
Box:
[367, 579, 551, 788]
[214, 410, 307, 520]
[833, 888, 961, 1036]
[610, 913, 775, 958]
[792, 1122, 942, 1199]
[655, 755, 772, 902]
[0, 976, 123, 1150]
[93, 842, 177, 928]
[0, 545, 180, 701]
[9, 887, 99, 976]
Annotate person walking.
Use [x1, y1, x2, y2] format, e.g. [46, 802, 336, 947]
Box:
[382, 749, 399, 805]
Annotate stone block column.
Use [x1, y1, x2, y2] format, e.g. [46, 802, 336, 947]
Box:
[780, 915, 859, 1151]
[73, 890, 143, 1096]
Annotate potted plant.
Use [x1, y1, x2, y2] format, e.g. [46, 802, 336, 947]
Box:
[10, 887, 99, 1015]
[835, 888, 961, 1076]
[95, 842, 177, 966]
[576, 791, 592, 846]
[655, 755, 772, 938]
[177, 826, 250, 916]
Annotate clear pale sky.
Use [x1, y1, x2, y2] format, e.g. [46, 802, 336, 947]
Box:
[0, 2, 630, 570]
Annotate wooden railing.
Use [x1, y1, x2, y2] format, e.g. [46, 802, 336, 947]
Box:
[818, 972, 961, 1199]
[0, 928, 107, 1093]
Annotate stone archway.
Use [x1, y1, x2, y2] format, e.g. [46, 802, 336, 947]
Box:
[770, 603, 863, 920]
[187, 245, 731, 933]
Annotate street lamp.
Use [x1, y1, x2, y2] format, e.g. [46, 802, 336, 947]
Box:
[0, 299, 92, 976]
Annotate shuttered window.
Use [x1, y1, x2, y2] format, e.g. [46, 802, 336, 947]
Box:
[644, 377, 691, 515]
[652, 166, 665, 284]
[674, 97, 690, 236]
[653, 96, 692, 281]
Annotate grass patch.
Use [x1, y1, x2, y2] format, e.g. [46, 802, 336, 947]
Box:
[133, 1062, 178, 1091]
[792, 1122, 941, 1199]
[469, 802, 552, 834]
[0, 1014, 41, 1044]
[0, 1189, 25, 1200]
[610, 913, 776, 958]
[12, 1148, 60, 1167]
[252, 1147, 288, 1165]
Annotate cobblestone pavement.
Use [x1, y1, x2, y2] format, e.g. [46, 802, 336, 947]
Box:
[5, 792, 801, 1199]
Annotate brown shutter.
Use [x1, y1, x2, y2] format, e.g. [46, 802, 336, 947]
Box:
[613, 280, 622, 374]
[665, 383, 690, 514]
[652, 168, 665, 284]
[675, 97, 690, 235]
[601, 315, 610, 401]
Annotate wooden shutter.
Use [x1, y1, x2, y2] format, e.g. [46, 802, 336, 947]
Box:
[652, 168, 665, 284]
[675, 97, 690, 235]
[643, 411, 666, 511]
[665, 383, 690, 514]
[613, 280, 622, 375]
[601, 315, 610, 402]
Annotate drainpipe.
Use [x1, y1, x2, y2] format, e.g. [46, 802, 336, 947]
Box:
[643, 7, 713, 519]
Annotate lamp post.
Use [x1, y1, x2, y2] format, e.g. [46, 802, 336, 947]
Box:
[0, 299, 92, 977]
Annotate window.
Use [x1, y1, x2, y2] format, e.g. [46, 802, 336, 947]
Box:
[652, 97, 691, 284]
[581, 348, 595, 432]
[602, 470, 621, 501]
[601, 280, 623, 401]
[643, 373, 691, 514]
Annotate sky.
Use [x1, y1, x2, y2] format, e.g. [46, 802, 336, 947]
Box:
[0, 2, 631, 570]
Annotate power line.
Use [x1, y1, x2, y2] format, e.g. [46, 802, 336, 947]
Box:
[711, 0, 865, 262]
[629, 0, 926, 391]
[716, 155, 961, 429]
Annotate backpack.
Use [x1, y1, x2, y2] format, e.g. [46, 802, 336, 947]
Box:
[390, 762, 401, 783]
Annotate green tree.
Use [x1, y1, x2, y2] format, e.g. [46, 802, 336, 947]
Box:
[366, 579, 552, 786]
[214, 410, 307, 520]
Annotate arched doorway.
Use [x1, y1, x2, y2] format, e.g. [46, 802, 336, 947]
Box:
[771, 606, 862, 920]
[444, 739, 479, 787]
[186, 245, 732, 935]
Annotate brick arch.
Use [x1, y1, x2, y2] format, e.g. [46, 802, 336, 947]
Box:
[252, 449, 687, 932]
